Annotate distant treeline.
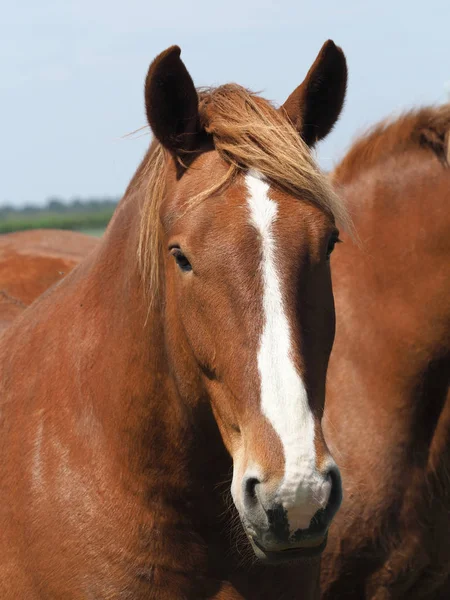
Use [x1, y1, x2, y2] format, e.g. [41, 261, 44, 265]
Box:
[0, 197, 119, 234]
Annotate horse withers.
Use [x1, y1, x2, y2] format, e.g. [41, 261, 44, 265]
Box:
[0, 42, 348, 599]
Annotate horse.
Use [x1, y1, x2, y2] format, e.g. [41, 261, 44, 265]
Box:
[0, 229, 97, 333]
[321, 105, 450, 599]
[0, 41, 350, 599]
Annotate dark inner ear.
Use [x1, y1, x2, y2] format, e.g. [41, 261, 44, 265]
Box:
[145, 46, 204, 156]
[281, 40, 348, 147]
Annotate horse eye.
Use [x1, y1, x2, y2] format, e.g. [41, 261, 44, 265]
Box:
[170, 248, 192, 272]
[326, 233, 341, 259]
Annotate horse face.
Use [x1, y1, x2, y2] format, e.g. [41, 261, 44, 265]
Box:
[146, 41, 347, 561]
[161, 154, 341, 560]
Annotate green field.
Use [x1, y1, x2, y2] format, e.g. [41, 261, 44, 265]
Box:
[0, 209, 114, 235]
[0, 198, 118, 237]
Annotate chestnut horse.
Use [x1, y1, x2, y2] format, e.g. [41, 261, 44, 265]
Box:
[0, 42, 349, 599]
[321, 106, 450, 599]
[0, 230, 97, 333]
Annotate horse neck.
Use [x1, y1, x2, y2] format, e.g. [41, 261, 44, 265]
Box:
[330, 150, 450, 476]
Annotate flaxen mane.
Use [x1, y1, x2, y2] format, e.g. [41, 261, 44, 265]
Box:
[333, 104, 450, 185]
[138, 84, 350, 305]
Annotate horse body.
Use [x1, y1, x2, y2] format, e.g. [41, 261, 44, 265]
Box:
[0, 42, 348, 599]
[0, 230, 97, 333]
[321, 107, 450, 599]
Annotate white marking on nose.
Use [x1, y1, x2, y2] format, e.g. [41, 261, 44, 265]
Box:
[245, 170, 330, 532]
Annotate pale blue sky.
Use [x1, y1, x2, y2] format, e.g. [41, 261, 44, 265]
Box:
[2, 0, 449, 207]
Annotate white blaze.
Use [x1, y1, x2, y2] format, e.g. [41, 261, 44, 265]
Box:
[245, 171, 330, 532]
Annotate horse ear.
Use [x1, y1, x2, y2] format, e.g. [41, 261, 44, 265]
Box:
[281, 40, 347, 147]
[145, 46, 202, 156]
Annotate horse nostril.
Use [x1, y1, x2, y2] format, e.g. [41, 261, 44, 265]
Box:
[324, 465, 343, 520]
[306, 467, 343, 538]
[243, 476, 260, 503]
